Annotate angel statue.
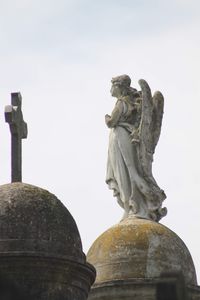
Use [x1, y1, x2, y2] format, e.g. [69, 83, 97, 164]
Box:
[105, 74, 167, 222]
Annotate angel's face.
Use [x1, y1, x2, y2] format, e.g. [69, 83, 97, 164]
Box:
[110, 83, 122, 98]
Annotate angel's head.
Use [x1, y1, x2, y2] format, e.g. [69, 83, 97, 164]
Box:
[110, 74, 132, 98]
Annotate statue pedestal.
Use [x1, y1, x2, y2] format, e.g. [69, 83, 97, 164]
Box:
[88, 277, 200, 300]
[87, 217, 200, 300]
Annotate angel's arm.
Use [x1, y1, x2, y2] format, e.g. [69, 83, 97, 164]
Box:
[105, 100, 123, 128]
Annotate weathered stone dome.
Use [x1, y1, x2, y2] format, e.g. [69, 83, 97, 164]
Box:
[87, 217, 197, 286]
[0, 182, 83, 261]
[0, 182, 95, 300]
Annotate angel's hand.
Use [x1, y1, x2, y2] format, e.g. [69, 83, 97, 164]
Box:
[105, 114, 111, 123]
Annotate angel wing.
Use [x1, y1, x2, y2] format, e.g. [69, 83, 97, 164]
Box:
[137, 79, 164, 178]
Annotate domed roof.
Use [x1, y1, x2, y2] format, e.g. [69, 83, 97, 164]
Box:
[0, 182, 85, 263]
[87, 217, 197, 286]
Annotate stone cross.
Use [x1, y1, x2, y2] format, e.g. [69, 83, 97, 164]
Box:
[5, 93, 28, 182]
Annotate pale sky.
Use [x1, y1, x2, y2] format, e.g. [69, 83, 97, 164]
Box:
[1, 0, 200, 283]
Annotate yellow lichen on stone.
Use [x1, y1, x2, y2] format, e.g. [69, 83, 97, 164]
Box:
[87, 217, 197, 285]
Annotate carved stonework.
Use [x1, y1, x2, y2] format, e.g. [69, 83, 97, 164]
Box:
[5, 93, 27, 183]
[105, 75, 167, 222]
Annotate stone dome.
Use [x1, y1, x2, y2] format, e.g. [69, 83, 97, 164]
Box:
[87, 217, 197, 286]
[0, 182, 95, 299]
[0, 182, 84, 262]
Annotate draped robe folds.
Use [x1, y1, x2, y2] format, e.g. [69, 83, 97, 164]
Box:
[106, 98, 165, 220]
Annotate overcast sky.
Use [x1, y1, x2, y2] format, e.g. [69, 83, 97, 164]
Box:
[0, 0, 200, 282]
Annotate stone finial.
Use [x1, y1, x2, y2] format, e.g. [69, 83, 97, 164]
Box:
[105, 76, 166, 222]
[5, 92, 28, 182]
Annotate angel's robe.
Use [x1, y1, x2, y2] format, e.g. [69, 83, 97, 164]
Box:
[106, 98, 161, 219]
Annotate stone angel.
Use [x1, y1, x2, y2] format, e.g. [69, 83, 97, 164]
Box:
[105, 75, 167, 222]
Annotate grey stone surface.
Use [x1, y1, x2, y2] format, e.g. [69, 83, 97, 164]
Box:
[5, 93, 28, 183]
[105, 75, 166, 221]
[88, 278, 200, 300]
[0, 182, 96, 299]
